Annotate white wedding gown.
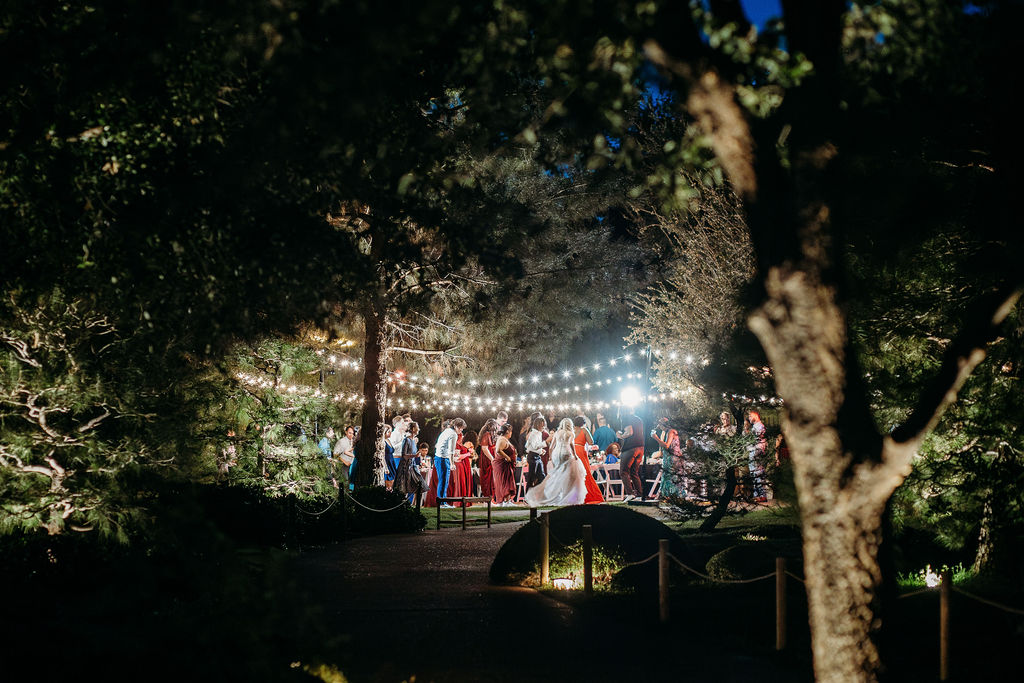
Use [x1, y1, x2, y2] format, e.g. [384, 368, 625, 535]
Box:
[525, 431, 587, 507]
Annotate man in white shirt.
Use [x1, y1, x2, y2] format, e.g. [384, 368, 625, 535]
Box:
[434, 418, 466, 507]
[388, 413, 410, 453]
[333, 425, 356, 487]
[524, 416, 548, 491]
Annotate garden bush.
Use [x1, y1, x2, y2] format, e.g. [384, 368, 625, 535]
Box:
[347, 486, 426, 535]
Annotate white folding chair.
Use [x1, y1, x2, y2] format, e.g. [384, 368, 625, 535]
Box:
[515, 464, 528, 502]
[645, 469, 662, 500]
[602, 464, 624, 500]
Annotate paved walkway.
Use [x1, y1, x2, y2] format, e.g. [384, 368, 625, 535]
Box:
[297, 522, 585, 682]
[295, 520, 806, 683]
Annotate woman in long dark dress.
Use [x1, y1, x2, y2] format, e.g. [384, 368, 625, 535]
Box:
[491, 423, 518, 506]
[394, 421, 421, 503]
[452, 436, 475, 506]
[383, 424, 397, 490]
[477, 419, 497, 500]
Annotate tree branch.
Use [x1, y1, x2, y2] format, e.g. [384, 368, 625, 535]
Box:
[642, 40, 758, 201]
[890, 286, 1023, 447]
[389, 346, 458, 357]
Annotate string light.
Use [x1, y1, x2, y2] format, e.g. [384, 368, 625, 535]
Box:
[242, 343, 771, 417]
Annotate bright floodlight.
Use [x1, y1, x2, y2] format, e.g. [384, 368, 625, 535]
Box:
[620, 386, 642, 407]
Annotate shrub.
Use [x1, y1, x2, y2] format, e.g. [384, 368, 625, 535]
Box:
[704, 544, 775, 582]
[348, 486, 426, 535]
[523, 539, 624, 590]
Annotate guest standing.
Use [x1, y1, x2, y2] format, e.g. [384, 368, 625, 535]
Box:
[518, 412, 538, 457]
[714, 411, 737, 437]
[592, 413, 617, 455]
[652, 418, 683, 493]
[453, 438, 476, 505]
[434, 418, 465, 508]
[745, 410, 768, 501]
[382, 425, 397, 489]
[491, 423, 518, 506]
[572, 416, 605, 504]
[333, 425, 356, 488]
[616, 410, 644, 502]
[524, 416, 548, 491]
[477, 419, 497, 499]
[394, 421, 422, 503]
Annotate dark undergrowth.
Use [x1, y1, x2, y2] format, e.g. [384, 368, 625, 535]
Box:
[493, 506, 1020, 682]
[0, 482, 424, 682]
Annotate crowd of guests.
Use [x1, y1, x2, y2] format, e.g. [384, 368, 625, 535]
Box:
[317, 405, 782, 506]
[317, 408, 664, 507]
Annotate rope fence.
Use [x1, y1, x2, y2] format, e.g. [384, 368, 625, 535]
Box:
[952, 586, 1024, 616]
[295, 498, 338, 516]
[784, 570, 805, 584]
[619, 552, 660, 570]
[344, 491, 409, 513]
[531, 519, 1023, 680]
[668, 553, 777, 584]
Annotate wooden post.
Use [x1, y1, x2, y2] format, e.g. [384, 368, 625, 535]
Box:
[775, 557, 787, 651]
[436, 498, 441, 530]
[530, 507, 538, 522]
[540, 512, 550, 586]
[461, 499, 467, 531]
[487, 498, 492, 528]
[583, 524, 593, 596]
[658, 539, 669, 623]
[940, 569, 951, 681]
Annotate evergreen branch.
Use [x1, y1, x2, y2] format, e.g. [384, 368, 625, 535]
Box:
[885, 287, 1023, 463]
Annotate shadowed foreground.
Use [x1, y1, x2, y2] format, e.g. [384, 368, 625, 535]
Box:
[296, 521, 809, 682]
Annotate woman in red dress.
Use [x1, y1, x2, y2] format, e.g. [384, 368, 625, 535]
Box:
[452, 435, 476, 506]
[423, 461, 440, 507]
[491, 423, 518, 505]
[476, 419, 497, 500]
[573, 416, 605, 504]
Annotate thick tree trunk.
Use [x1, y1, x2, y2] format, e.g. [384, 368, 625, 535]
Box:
[749, 267, 896, 682]
[355, 300, 389, 487]
[973, 493, 996, 575]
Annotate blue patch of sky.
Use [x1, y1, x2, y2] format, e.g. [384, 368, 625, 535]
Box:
[696, 0, 782, 31]
[740, 0, 783, 29]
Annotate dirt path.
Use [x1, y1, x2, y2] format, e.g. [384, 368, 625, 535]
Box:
[294, 520, 806, 683]
[296, 523, 587, 682]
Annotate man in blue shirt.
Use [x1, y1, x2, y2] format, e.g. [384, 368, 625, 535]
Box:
[593, 413, 618, 458]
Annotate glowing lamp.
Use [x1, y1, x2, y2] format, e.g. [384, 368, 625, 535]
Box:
[620, 386, 642, 407]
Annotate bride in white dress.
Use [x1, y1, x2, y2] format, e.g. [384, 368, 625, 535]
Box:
[525, 418, 587, 507]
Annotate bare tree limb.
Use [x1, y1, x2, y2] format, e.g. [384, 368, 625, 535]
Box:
[390, 346, 458, 357]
